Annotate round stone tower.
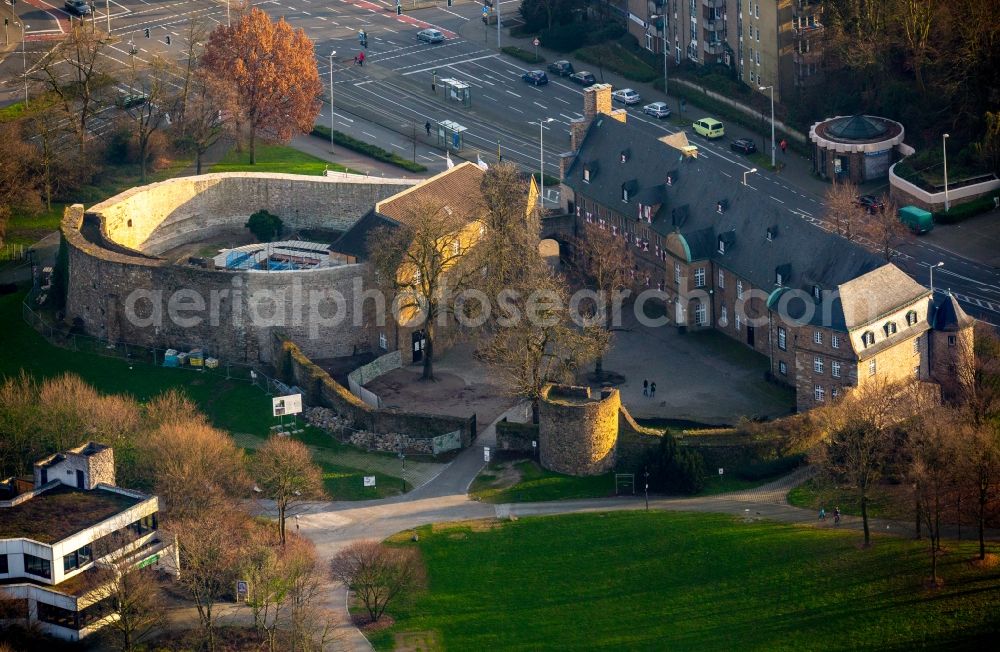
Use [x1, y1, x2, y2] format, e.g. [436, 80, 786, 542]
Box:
[538, 384, 620, 476]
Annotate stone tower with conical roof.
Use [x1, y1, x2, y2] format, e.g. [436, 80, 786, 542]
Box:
[929, 293, 976, 395]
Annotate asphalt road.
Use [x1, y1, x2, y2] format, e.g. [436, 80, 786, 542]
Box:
[3, 0, 999, 321]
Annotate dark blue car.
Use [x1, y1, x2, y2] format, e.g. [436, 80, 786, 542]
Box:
[521, 70, 549, 86]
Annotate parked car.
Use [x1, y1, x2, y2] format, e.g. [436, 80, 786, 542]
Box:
[569, 71, 597, 86]
[416, 29, 444, 44]
[547, 60, 574, 76]
[521, 70, 549, 86]
[116, 93, 148, 109]
[730, 138, 756, 154]
[642, 102, 671, 119]
[64, 0, 92, 15]
[692, 117, 725, 139]
[857, 194, 886, 213]
[611, 88, 641, 105]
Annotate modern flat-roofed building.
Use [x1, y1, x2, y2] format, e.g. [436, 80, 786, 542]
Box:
[0, 443, 176, 641]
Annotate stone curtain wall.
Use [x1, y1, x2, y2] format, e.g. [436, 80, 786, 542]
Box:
[280, 339, 476, 446]
[61, 173, 416, 364]
[496, 419, 539, 452]
[88, 172, 414, 255]
[538, 385, 620, 476]
[347, 350, 402, 408]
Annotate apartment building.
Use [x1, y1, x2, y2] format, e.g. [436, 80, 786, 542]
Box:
[624, 0, 824, 102]
[0, 443, 176, 641]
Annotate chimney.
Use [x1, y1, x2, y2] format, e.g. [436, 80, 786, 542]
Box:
[558, 151, 575, 183]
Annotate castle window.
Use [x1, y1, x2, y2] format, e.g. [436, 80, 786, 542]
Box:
[778, 360, 787, 375]
[721, 305, 728, 324]
[906, 310, 918, 326]
[832, 361, 841, 378]
[884, 321, 897, 336]
[775, 271, 783, 285]
[862, 331, 875, 347]
[718, 269, 725, 288]
[913, 336, 920, 354]
[694, 267, 706, 287]
[674, 262, 682, 285]
[777, 327, 786, 351]
[832, 386, 840, 399]
[695, 302, 707, 326]
[914, 365, 920, 378]
[869, 359, 877, 376]
[718, 238, 726, 253]
[737, 280, 744, 299]
[735, 313, 742, 331]
[948, 335, 957, 347]
[812, 285, 821, 300]
[127, 219, 133, 228]
[814, 385, 825, 402]
[814, 357, 824, 374]
[379, 332, 387, 350]
[832, 334, 840, 349]
[813, 331, 823, 345]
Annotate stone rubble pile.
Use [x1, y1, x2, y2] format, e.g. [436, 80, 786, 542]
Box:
[304, 407, 433, 454]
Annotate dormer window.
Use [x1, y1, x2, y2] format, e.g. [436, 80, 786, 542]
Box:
[766, 229, 773, 241]
[717, 199, 728, 214]
[718, 238, 726, 254]
[666, 175, 673, 186]
[620, 149, 630, 163]
[812, 285, 821, 300]
[583, 167, 591, 183]
[775, 272, 783, 286]
[906, 310, 917, 326]
[884, 321, 897, 337]
[862, 331, 875, 347]
[622, 186, 629, 202]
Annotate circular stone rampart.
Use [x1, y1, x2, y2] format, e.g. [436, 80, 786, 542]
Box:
[538, 384, 620, 476]
[61, 172, 416, 363]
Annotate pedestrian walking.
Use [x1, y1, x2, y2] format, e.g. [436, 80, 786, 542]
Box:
[650, 382, 656, 397]
[819, 507, 826, 520]
[780, 139, 787, 154]
[425, 121, 431, 136]
[643, 379, 648, 397]
[833, 506, 841, 525]
[353, 54, 359, 65]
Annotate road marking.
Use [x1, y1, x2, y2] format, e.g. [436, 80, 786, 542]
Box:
[533, 102, 547, 109]
[508, 106, 524, 114]
[769, 195, 785, 204]
[554, 97, 570, 104]
[390, 143, 405, 150]
[400, 54, 498, 76]
[362, 131, 377, 139]
[505, 90, 521, 97]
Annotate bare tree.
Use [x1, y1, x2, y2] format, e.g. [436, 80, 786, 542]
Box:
[122, 55, 177, 182]
[475, 162, 538, 296]
[31, 24, 114, 156]
[823, 179, 868, 242]
[368, 199, 483, 380]
[251, 436, 324, 545]
[953, 323, 1000, 425]
[178, 16, 212, 124]
[0, 121, 42, 246]
[856, 195, 910, 262]
[477, 268, 609, 423]
[178, 69, 235, 174]
[955, 421, 1000, 560]
[86, 545, 163, 652]
[908, 409, 961, 585]
[171, 508, 248, 652]
[329, 541, 423, 624]
[568, 221, 634, 377]
[816, 379, 908, 547]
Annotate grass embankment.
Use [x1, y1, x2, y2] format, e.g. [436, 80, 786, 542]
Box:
[500, 46, 545, 65]
[787, 477, 914, 521]
[210, 143, 353, 175]
[2, 291, 407, 499]
[575, 41, 658, 83]
[470, 459, 615, 503]
[370, 511, 1000, 650]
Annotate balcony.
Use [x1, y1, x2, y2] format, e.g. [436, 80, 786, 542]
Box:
[793, 48, 822, 65]
[702, 0, 725, 9]
[703, 18, 725, 32]
[703, 40, 726, 55]
[796, 0, 823, 11]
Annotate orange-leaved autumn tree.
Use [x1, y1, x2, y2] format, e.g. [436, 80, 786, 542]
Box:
[200, 7, 321, 164]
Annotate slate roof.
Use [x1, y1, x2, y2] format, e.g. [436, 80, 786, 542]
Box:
[333, 209, 400, 260]
[837, 264, 929, 329]
[930, 293, 975, 331]
[564, 116, 887, 318]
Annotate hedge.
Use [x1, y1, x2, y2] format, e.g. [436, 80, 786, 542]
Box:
[934, 192, 1000, 224]
[311, 125, 427, 173]
[501, 46, 545, 65]
[575, 42, 658, 83]
[734, 453, 806, 481]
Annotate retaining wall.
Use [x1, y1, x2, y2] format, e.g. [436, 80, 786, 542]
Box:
[889, 163, 1000, 213]
[347, 350, 402, 408]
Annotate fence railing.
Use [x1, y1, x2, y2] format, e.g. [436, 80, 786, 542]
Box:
[1, 244, 28, 262]
[20, 292, 287, 394]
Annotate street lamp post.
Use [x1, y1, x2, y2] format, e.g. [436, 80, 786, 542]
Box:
[743, 168, 757, 186]
[942, 133, 951, 212]
[105, 0, 110, 32]
[21, 20, 27, 106]
[226, 0, 231, 27]
[649, 15, 668, 96]
[328, 50, 336, 154]
[930, 261, 944, 294]
[759, 85, 775, 169]
[531, 117, 554, 209]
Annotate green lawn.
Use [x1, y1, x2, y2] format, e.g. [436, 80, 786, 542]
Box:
[210, 144, 351, 175]
[469, 459, 616, 503]
[787, 477, 914, 521]
[370, 511, 1000, 650]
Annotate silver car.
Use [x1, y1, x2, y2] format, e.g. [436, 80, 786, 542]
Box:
[643, 102, 672, 119]
[417, 29, 444, 44]
[612, 88, 642, 105]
